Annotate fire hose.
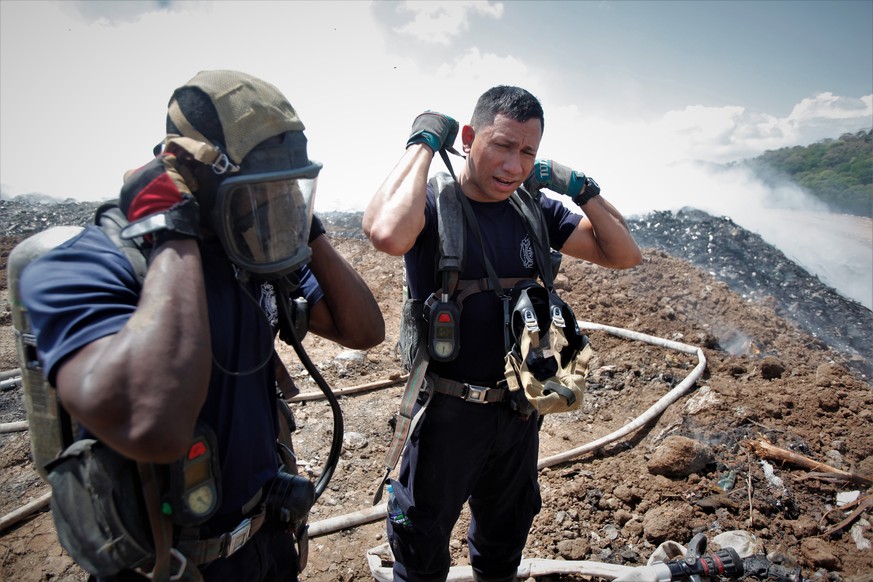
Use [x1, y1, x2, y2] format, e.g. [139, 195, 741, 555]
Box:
[0, 323, 809, 580]
[1, 319, 703, 536]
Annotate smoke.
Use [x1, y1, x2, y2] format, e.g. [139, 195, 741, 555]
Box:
[632, 161, 872, 311]
[541, 98, 873, 310]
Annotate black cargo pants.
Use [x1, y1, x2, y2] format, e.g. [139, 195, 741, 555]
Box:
[387, 392, 541, 582]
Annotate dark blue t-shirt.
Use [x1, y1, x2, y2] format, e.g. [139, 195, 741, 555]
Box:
[404, 186, 581, 384]
[20, 225, 323, 520]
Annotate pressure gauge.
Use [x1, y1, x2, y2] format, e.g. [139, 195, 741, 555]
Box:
[167, 422, 222, 526]
[428, 301, 460, 362]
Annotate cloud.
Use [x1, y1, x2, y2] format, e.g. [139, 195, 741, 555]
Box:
[562, 93, 873, 172]
[531, 89, 872, 219]
[393, 0, 504, 45]
[789, 92, 873, 122]
[2, 1, 869, 223]
[63, 0, 184, 24]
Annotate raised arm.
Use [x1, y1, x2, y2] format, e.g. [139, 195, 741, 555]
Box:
[362, 145, 432, 255]
[305, 231, 385, 349]
[561, 194, 643, 269]
[56, 238, 211, 464]
[55, 156, 212, 463]
[364, 111, 459, 256]
[527, 159, 641, 269]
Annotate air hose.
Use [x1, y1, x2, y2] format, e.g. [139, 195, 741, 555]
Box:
[275, 285, 344, 502]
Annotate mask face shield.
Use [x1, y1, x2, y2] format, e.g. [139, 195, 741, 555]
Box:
[212, 161, 321, 278]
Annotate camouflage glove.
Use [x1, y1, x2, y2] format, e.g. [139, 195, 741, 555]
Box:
[406, 111, 459, 153]
[119, 154, 202, 246]
[526, 159, 601, 206]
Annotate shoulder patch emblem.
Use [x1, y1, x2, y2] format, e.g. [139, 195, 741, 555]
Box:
[260, 282, 279, 327]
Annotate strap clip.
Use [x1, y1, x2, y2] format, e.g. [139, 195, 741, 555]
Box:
[223, 517, 253, 558]
[464, 384, 490, 403]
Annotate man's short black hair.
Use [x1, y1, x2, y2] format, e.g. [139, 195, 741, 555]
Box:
[470, 86, 544, 132]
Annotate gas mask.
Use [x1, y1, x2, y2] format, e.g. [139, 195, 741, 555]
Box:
[153, 127, 321, 280]
[207, 131, 322, 279]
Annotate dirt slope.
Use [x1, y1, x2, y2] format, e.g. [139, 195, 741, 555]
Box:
[1, 207, 871, 581]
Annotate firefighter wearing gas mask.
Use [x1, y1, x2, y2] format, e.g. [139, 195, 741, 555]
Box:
[19, 70, 384, 581]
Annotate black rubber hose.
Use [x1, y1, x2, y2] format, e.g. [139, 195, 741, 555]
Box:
[276, 288, 344, 502]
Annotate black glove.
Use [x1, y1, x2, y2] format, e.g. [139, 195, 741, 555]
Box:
[525, 159, 601, 206]
[118, 154, 201, 245]
[406, 111, 459, 153]
[308, 213, 325, 244]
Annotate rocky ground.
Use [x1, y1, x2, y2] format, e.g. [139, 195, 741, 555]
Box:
[0, 198, 871, 581]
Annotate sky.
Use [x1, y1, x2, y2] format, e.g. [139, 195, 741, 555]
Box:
[1, 0, 872, 306]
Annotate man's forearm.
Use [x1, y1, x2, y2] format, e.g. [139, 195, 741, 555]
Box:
[577, 197, 643, 269]
[307, 236, 385, 349]
[363, 145, 432, 256]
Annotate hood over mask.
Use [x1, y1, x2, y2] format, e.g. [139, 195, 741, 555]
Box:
[161, 70, 322, 279]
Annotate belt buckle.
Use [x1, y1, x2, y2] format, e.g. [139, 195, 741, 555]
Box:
[225, 517, 252, 557]
[464, 384, 489, 403]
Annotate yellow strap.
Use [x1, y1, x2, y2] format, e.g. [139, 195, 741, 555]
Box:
[164, 136, 223, 167]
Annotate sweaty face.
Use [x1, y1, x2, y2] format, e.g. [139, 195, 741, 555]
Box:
[462, 114, 542, 202]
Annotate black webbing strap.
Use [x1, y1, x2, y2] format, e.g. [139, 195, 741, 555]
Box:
[508, 191, 555, 292]
[373, 347, 432, 505]
[137, 462, 178, 580]
[454, 187, 514, 353]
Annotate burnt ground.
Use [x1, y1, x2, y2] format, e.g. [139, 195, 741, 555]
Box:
[0, 198, 871, 581]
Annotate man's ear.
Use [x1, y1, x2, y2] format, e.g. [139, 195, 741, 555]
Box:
[461, 125, 475, 153]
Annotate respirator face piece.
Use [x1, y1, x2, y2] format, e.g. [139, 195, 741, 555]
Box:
[212, 163, 320, 278]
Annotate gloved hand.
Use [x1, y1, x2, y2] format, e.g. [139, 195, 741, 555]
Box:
[525, 159, 601, 206]
[119, 154, 201, 246]
[406, 111, 459, 153]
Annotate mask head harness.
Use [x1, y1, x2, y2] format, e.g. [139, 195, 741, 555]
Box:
[160, 70, 322, 279]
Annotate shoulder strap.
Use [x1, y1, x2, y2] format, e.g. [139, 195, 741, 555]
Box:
[429, 172, 464, 298]
[94, 202, 148, 285]
[432, 173, 464, 275]
[509, 188, 555, 292]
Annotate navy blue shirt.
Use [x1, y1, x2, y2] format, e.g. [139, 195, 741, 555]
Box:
[404, 185, 581, 384]
[21, 225, 322, 521]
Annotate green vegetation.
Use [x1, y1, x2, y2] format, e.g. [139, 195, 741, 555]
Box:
[742, 129, 873, 217]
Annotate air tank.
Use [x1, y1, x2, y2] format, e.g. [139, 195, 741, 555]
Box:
[7, 226, 83, 480]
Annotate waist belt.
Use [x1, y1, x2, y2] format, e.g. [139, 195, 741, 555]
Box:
[176, 510, 266, 565]
[176, 488, 266, 565]
[429, 375, 509, 404]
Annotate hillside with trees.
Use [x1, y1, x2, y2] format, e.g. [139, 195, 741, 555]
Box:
[740, 128, 873, 217]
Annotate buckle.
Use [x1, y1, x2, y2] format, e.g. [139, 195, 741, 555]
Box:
[464, 384, 489, 403]
[224, 517, 253, 557]
[137, 548, 188, 581]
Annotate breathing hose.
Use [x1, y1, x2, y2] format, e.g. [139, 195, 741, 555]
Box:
[276, 285, 344, 501]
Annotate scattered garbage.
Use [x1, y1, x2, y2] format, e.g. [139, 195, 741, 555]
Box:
[836, 490, 861, 507]
[760, 460, 785, 491]
[717, 469, 738, 492]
